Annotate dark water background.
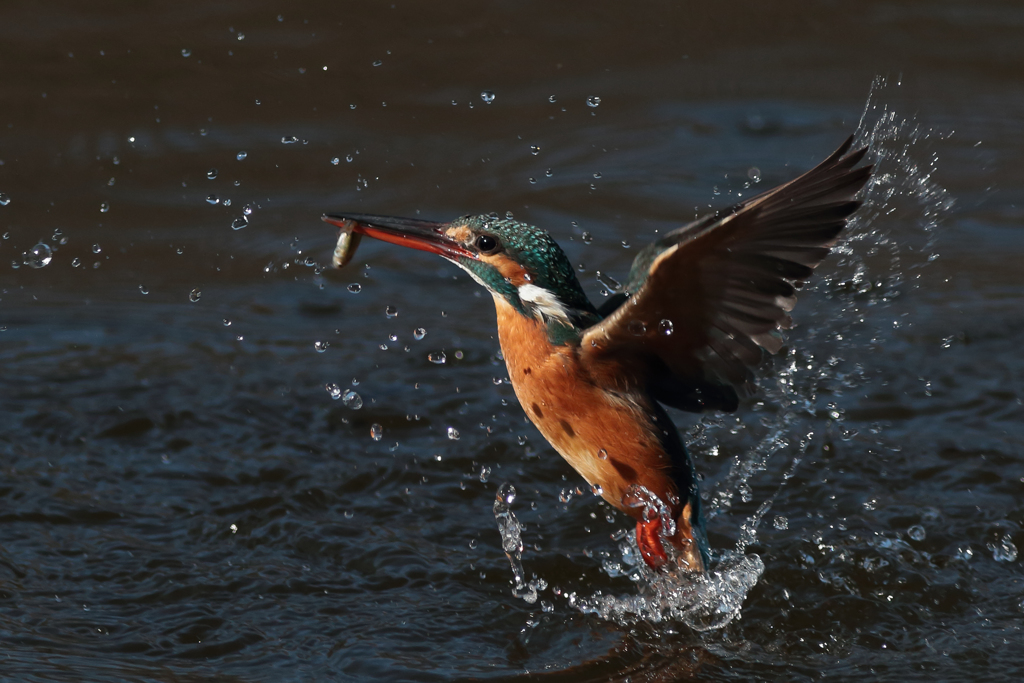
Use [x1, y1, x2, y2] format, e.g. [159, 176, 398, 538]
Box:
[1, 2, 1023, 681]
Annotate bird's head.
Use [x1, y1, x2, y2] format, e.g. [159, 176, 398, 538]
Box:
[324, 213, 597, 334]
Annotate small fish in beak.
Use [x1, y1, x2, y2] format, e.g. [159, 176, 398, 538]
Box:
[331, 219, 363, 269]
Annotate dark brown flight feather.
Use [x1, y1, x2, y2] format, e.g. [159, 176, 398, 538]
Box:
[581, 136, 873, 413]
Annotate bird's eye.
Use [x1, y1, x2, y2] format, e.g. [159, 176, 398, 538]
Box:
[475, 234, 498, 254]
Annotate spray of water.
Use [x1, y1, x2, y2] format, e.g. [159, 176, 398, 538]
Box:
[493, 483, 547, 604]
[494, 76, 954, 630]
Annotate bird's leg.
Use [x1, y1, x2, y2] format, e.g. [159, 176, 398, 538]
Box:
[637, 517, 669, 568]
[632, 494, 705, 573]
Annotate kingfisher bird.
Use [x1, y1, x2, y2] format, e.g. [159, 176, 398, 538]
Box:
[323, 136, 872, 575]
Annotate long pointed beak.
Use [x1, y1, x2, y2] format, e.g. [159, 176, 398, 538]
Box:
[322, 213, 476, 260]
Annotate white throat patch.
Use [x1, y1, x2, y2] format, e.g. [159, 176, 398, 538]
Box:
[517, 283, 570, 323]
[449, 258, 572, 324]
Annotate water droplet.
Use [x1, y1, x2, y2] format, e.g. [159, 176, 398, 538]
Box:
[181, 48, 191, 57]
[326, 383, 342, 399]
[597, 448, 608, 460]
[480, 90, 495, 104]
[908, 525, 926, 541]
[206, 194, 219, 205]
[230, 523, 238, 534]
[738, 482, 753, 503]
[236, 32, 245, 41]
[99, 202, 110, 213]
[236, 151, 247, 161]
[528, 177, 536, 184]
[222, 199, 231, 206]
[748, 167, 761, 182]
[71, 257, 81, 267]
[331, 157, 340, 165]
[621, 240, 630, 249]
[188, 288, 201, 303]
[658, 319, 674, 335]
[345, 154, 353, 163]
[370, 424, 383, 441]
[413, 327, 426, 341]
[479, 465, 491, 482]
[231, 216, 249, 230]
[223, 319, 231, 326]
[468, 539, 478, 549]
[347, 283, 362, 293]
[372, 59, 382, 66]
[385, 305, 398, 318]
[593, 172, 602, 179]
[91, 244, 101, 254]
[447, 426, 460, 440]
[342, 390, 363, 409]
[530, 145, 540, 155]
[548, 95, 557, 103]
[139, 285, 149, 295]
[991, 536, 1018, 562]
[774, 516, 789, 530]
[281, 136, 299, 144]
[581, 232, 593, 244]
[586, 96, 601, 107]
[428, 351, 446, 364]
[314, 340, 329, 353]
[243, 203, 254, 216]
[591, 483, 604, 496]
[497, 483, 516, 505]
[207, 168, 218, 179]
[0, 193, 10, 206]
[23, 243, 53, 268]
[627, 320, 646, 336]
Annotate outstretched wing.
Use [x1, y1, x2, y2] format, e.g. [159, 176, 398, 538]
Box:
[581, 136, 872, 413]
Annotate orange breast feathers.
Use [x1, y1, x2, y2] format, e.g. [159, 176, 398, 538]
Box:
[492, 298, 680, 515]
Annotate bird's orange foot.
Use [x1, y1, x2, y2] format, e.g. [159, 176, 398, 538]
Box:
[636, 517, 669, 569]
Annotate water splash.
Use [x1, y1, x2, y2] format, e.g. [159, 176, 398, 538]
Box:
[700, 75, 952, 533]
[571, 76, 952, 630]
[578, 541, 763, 632]
[493, 483, 547, 604]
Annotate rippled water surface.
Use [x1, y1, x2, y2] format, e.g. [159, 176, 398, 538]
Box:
[2, 3, 1023, 681]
